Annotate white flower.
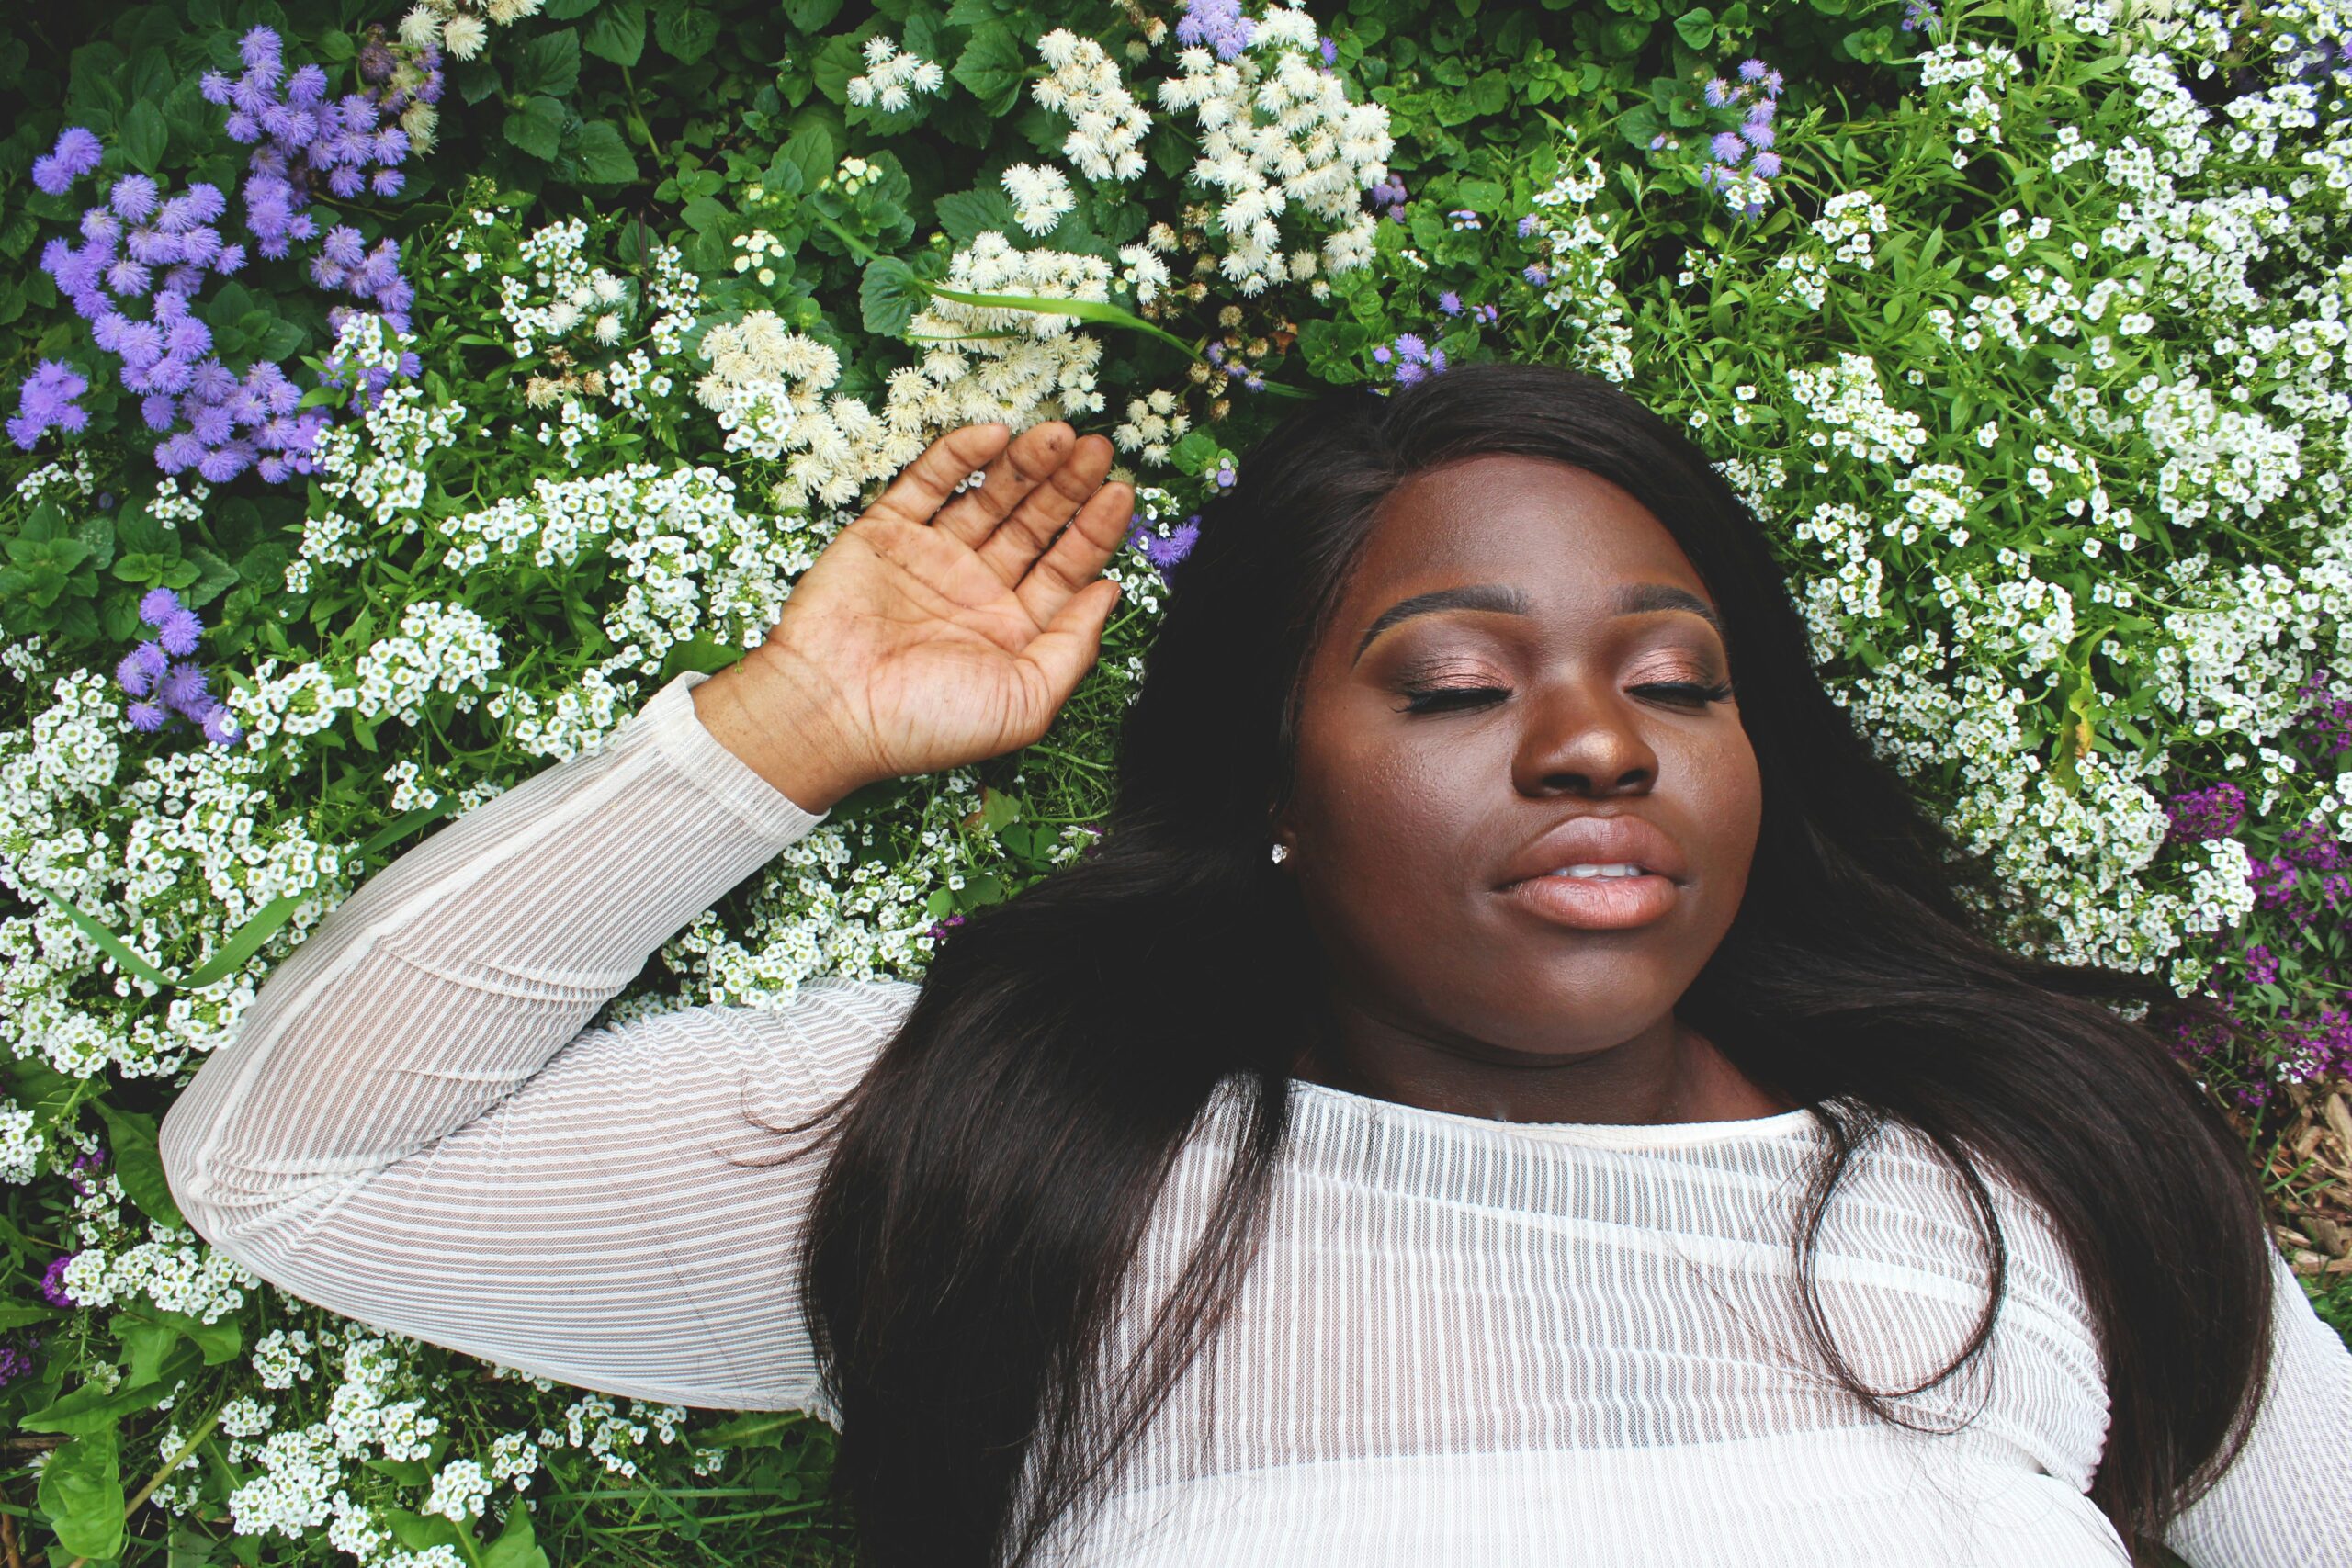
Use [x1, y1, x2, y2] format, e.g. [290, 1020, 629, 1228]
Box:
[1001, 163, 1077, 236]
[594, 313, 623, 345]
[441, 14, 488, 59]
[396, 5, 441, 48]
[1034, 29, 1152, 181]
[846, 35, 945, 113]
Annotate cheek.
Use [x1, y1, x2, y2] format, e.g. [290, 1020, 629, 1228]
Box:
[1290, 710, 1485, 907]
[1688, 726, 1764, 902]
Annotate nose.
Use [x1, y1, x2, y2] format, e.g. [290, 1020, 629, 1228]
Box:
[1510, 678, 1658, 798]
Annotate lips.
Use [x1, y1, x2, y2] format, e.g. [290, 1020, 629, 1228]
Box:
[1496, 813, 1690, 889]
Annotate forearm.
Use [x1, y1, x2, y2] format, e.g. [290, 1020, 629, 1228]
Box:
[159, 668, 825, 1242]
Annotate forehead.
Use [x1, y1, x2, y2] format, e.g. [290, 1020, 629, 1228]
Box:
[1350, 454, 1703, 599]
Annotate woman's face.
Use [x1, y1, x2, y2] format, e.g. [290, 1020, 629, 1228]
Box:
[1274, 453, 1762, 1072]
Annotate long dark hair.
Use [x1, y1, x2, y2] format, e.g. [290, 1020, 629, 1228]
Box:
[783, 361, 2274, 1566]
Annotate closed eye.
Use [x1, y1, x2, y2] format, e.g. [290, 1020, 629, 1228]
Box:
[1399, 681, 1734, 715]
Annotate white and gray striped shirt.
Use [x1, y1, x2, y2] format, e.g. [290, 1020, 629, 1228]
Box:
[158, 670, 2352, 1567]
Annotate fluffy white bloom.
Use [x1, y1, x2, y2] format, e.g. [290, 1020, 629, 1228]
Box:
[1034, 29, 1152, 180]
[1154, 3, 1392, 294]
[441, 14, 487, 58]
[1001, 163, 1077, 236]
[845, 35, 945, 113]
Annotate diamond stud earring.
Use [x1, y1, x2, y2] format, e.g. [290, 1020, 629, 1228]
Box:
[1270, 842, 1290, 864]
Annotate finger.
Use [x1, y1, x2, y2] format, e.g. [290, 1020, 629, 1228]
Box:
[1015, 478, 1135, 627]
[928, 421, 1075, 550]
[1018, 576, 1122, 719]
[976, 433, 1114, 587]
[862, 423, 1012, 532]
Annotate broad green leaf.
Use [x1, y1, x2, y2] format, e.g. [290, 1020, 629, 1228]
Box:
[505, 96, 567, 161]
[951, 25, 1025, 117]
[860, 256, 923, 337]
[655, 5, 719, 62]
[121, 98, 168, 174]
[571, 120, 639, 186]
[20, 1345, 199, 1434]
[89, 1100, 187, 1229]
[180, 544, 239, 610]
[516, 28, 582, 96]
[111, 1311, 181, 1387]
[1673, 6, 1717, 49]
[0, 1300, 58, 1328]
[36, 1426, 124, 1562]
[934, 186, 1020, 245]
[785, 0, 846, 28]
[583, 0, 647, 67]
[482, 1497, 551, 1568]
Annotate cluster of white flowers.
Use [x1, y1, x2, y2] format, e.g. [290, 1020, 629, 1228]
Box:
[845, 34, 945, 112]
[1155, 2, 1391, 294]
[1111, 387, 1196, 466]
[1785, 352, 1932, 468]
[350, 601, 504, 726]
[1002, 162, 1078, 236]
[498, 218, 630, 356]
[1917, 40, 2025, 166]
[1521, 152, 1634, 385]
[397, 0, 542, 64]
[0, 672, 345, 1079]
[1035, 28, 1153, 180]
[1812, 191, 1891, 268]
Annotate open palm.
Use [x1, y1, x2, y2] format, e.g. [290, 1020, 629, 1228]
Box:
[750, 420, 1136, 795]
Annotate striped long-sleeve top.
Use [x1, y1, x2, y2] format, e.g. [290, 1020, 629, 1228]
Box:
[157, 669, 2352, 1567]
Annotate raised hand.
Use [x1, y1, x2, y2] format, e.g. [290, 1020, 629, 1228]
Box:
[691, 421, 1136, 813]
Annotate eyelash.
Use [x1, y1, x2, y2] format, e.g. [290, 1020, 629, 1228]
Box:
[1396, 680, 1736, 715]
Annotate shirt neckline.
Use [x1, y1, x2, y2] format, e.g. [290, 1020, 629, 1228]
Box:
[1284, 1075, 1823, 1151]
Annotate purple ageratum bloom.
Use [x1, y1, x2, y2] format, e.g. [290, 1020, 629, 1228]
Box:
[1738, 57, 1767, 82]
[1318, 34, 1338, 67]
[1703, 78, 1731, 107]
[6, 360, 93, 450]
[139, 586, 184, 625]
[1750, 151, 1783, 179]
[158, 662, 212, 715]
[32, 126, 105, 196]
[110, 174, 161, 223]
[1901, 0, 1941, 28]
[1523, 264, 1550, 287]
[127, 700, 170, 732]
[1176, 0, 1257, 61]
[1437, 290, 1462, 316]
[1144, 515, 1202, 577]
[1370, 344, 1391, 365]
[155, 607, 205, 656]
[1711, 130, 1747, 163]
[1394, 333, 1429, 364]
[116, 647, 160, 695]
[1740, 120, 1775, 149]
[202, 705, 243, 745]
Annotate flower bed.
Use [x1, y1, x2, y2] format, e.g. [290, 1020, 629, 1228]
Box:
[2, 0, 2349, 1559]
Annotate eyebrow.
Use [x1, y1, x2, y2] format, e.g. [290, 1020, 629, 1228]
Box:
[1351, 581, 1725, 665]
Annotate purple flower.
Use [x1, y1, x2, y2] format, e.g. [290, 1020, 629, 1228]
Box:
[1371, 344, 1391, 364]
[2166, 782, 2248, 843]
[1394, 333, 1429, 364]
[1750, 151, 1784, 179]
[6, 360, 93, 451]
[1901, 0, 1942, 29]
[32, 127, 104, 196]
[1175, 0, 1257, 61]
[156, 607, 206, 656]
[202, 705, 243, 745]
[127, 699, 169, 732]
[1437, 291, 1463, 316]
[139, 587, 184, 625]
[158, 662, 212, 715]
[109, 174, 160, 223]
[1522, 264, 1550, 287]
[1318, 34, 1338, 67]
[1741, 120, 1776, 149]
[1738, 57, 1768, 82]
[1144, 515, 1201, 574]
[1711, 130, 1747, 162]
[1516, 215, 1536, 238]
[1704, 78, 1730, 107]
[38, 1254, 78, 1309]
[1214, 460, 1238, 490]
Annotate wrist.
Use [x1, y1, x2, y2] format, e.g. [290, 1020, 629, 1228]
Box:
[690, 648, 878, 815]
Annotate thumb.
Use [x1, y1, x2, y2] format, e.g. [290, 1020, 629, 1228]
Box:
[1020, 577, 1122, 714]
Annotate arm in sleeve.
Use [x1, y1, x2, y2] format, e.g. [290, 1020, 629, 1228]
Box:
[157, 668, 920, 1416]
[2161, 1249, 2352, 1567]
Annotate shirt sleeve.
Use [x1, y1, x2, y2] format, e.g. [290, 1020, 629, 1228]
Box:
[156, 668, 919, 1417]
[2161, 1248, 2352, 1567]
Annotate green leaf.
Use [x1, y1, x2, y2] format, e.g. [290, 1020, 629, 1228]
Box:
[28, 885, 171, 987]
[504, 96, 567, 160]
[951, 25, 1025, 117]
[112, 1312, 182, 1387]
[934, 186, 1020, 245]
[544, 0, 598, 16]
[121, 98, 168, 174]
[482, 1497, 551, 1568]
[784, 0, 845, 28]
[515, 29, 582, 96]
[180, 544, 239, 610]
[583, 0, 647, 66]
[781, 123, 838, 196]
[20, 1347, 198, 1434]
[571, 120, 639, 185]
[36, 1426, 123, 1562]
[0, 1300, 59, 1329]
[655, 5, 719, 62]
[860, 256, 922, 337]
[180, 894, 305, 989]
[1672, 6, 1717, 49]
[89, 1101, 187, 1230]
